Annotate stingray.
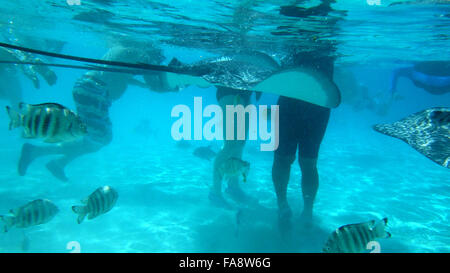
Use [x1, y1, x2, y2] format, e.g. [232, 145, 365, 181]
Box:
[373, 107, 450, 169]
[0, 42, 341, 109]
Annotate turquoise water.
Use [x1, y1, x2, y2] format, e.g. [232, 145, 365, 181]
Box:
[0, 0, 449, 253]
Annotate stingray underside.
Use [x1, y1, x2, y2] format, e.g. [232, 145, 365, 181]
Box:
[167, 55, 341, 108]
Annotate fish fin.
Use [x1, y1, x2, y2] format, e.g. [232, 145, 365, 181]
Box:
[9, 208, 19, 216]
[28, 103, 67, 110]
[5, 106, 22, 130]
[18, 102, 29, 111]
[253, 68, 341, 108]
[0, 215, 15, 232]
[374, 218, 389, 238]
[72, 206, 88, 224]
[21, 132, 34, 139]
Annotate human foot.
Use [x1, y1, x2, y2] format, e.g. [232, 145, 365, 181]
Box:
[299, 209, 314, 229]
[278, 203, 292, 234]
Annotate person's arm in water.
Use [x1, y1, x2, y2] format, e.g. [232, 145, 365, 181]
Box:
[389, 66, 413, 95]
[0, 47, 57, 88]
[28, 57, 58, 86]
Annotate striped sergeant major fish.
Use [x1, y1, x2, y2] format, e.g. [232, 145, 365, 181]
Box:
[218, 157, 250, 183]
[72, 186, 118, 224]
[6, 102, 87, 143]
[323, 218, 391, 253]
[0, 199, 59, 232]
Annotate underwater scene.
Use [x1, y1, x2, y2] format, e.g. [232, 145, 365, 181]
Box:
[0, 0, 449, 253]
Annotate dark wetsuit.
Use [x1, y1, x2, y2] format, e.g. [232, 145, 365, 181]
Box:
[275, 53, 334, 160]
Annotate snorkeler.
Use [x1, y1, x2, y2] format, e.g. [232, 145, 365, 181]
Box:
[389, 61, 450, 96]
[17, 43, 178, 181]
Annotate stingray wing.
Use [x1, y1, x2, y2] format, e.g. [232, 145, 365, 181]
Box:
[373, 107, 450, 168]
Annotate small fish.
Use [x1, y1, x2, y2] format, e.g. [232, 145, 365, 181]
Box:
[218, 157, 250, 183]
[6, 102, 87, 143]
[0, 199, 59, 232]
[323, 218, 391, 253]
[72, 186, 118, 224]
[193, 145, 217, 161]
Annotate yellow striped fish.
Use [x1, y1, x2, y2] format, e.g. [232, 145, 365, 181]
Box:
[72, 186, 118, 224]
[323, 218, 391, 253]
[218, 157, 250, 183]
[6, 102, 87, 143]
[0, 199, 59, 232]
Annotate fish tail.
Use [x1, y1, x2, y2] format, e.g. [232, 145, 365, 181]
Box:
[0, 215, 15, 232]
[5, 106, 22, 130]
[72, 206, 88, 224]
[374, 217, 390, 238]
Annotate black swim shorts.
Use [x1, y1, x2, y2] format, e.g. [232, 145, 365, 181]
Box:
[275, 96, 330, 160]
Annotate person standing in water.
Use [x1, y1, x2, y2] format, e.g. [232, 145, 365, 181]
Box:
[272, 52, 334, 229]
[18, 42, 178, 181]
[273, 0, 340, 230]
[210, 86, 255, 208]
